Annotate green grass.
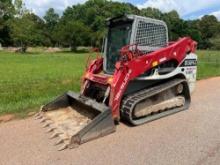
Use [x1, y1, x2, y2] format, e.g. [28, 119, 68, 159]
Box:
[197, 50, 220, 79]
[0, 51, 92, 116]
[0, 50, 220, 117]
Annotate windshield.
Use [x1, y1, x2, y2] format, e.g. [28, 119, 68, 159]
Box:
[105, 23, 132, 73]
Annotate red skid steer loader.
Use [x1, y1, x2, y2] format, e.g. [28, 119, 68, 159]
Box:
[35, 15, 197, 150]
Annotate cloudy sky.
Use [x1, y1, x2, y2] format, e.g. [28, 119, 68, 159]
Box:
[24, 0, 220, 20]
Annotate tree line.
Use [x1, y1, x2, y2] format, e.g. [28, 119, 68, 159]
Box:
[1, 0, 220, 52]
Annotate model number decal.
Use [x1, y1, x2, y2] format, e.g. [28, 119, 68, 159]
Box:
[114, 70, 132, 101]
[180, 59, 197, 67]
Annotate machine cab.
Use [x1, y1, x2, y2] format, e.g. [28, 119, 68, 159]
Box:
[103, 15, 168, 74]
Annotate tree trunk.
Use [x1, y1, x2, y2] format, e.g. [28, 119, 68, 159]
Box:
[70, 43, 77, 52]
[18, 41, 27, 53]
[21, 45, 27, 53]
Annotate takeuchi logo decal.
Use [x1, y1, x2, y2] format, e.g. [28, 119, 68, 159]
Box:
[115, 69, 132, 101]
[181, 59, 197, 67]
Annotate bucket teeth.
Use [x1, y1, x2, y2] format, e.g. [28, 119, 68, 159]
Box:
[58, 144, 68, 151]
[39, 117, 47, 123]
[42, 121, 53, 128]
[42, 123, 50, 128]
[35, 114, 43, 120]
[34, 112, 40, 118]
[46, 127, 56, 133]
[54, 139, 64, 146]
[50, 132, 61, 139]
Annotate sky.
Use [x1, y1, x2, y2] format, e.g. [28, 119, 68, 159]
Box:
[24, 0, 220, 20]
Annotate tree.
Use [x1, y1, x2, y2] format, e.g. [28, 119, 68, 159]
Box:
[198, 15, 219, 49]
[210, 35, 220, 50]
[61, 0, 139, 47]
[44, 8, 59, 29]
[14, 0, 28, 16]
[140, 7, 163, 19]
[0, 0, 14, 22]
[8, 13, 45, 52]
[162, 10, 185, 40]
[54, 20, 91, 51]
[199, 15, 218, 39]
[1, 0, 220, 50]
[0, 0, 14, 45]
[185, 20, 202, 48]
[43, 8, 59, 46]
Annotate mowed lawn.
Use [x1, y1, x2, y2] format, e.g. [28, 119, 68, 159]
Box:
[197, 50, 220, 79]
[0, 51, 91, 116]
[0, 50, 220, 116]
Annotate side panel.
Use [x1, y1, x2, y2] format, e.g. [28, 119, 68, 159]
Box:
[179, 53, 197, 93]
[135, 53, 197, 93]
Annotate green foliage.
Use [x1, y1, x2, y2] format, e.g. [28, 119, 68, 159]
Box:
[199, 15, 219, 39]
[198, 15, 219, 49]
[43, 8, 60, 46]
[185, 20, 202, 44]
[50, 0, 220, 49]
[0, 0, 14, 22]
[13, 0, 29, 17]
[210, 35, 220, 50]
[60, 0, 140, 48]
[140, 7, 163, 19]
[7, 0, 45, 51]
[8, 13, 45, 51]
[162, 10, 185, 40]
[0, 0, 14, 45]
[54, 20, 91, 51]
[44, 8, 59, 29]
[1, 0, 220, 50]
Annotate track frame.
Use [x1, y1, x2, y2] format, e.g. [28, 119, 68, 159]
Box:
[121, 78, 190, 125]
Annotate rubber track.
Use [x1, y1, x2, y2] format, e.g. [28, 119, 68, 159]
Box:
[121, 78, 189, 125]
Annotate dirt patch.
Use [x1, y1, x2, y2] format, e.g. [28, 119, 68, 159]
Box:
[45, 47, 62, 53]
[4, 47, 21, 52]
[0, 114, 15, 123]
[43, 106, 95, 135]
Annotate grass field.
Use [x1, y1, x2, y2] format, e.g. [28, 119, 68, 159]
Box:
[196, 50, 220, 79]
[0, 51, 92, 117]
[0, 50, 220, 117]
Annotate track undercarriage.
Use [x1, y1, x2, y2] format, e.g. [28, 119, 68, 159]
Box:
[121, 78, 190, 125]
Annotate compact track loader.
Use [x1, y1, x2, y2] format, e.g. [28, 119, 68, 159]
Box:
[35, 15, 197, 150]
